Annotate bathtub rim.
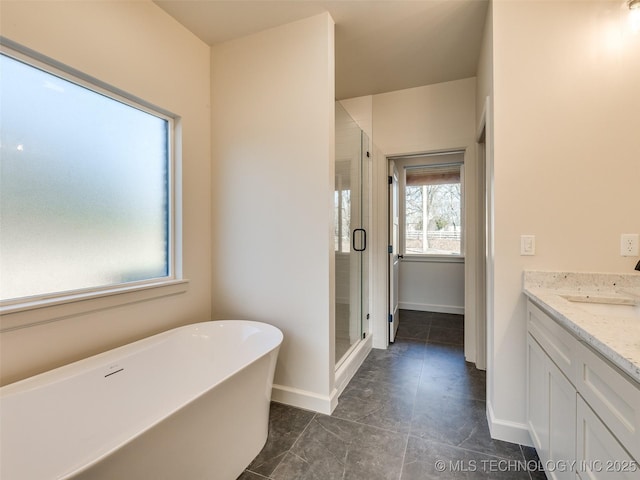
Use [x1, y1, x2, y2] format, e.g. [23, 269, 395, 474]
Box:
[1, 319, 283, 394]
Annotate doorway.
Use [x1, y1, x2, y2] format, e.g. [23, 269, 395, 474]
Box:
[381, 148, 487, 369]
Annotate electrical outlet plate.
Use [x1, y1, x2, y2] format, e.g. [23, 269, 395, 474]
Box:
[621, 234, 639, 257]
[521, 235, 535, 256]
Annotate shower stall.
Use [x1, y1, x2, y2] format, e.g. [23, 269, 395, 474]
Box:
[334, 102, 370, 367]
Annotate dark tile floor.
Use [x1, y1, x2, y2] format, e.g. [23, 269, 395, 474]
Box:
[238, 310, 547, 480]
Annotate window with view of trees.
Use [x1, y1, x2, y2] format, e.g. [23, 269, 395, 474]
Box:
[404, 164, 462, 256]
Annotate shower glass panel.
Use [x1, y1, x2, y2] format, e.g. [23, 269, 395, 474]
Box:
[360, 131, 370, 342]
[335, 102, 369, 367]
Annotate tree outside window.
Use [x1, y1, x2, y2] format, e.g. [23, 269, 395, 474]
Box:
[405, 164, 462, 255]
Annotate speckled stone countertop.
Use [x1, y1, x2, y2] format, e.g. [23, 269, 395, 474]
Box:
[523, 271, 640, 384]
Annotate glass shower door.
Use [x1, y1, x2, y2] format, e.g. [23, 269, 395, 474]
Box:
[335, 102, 369, 367]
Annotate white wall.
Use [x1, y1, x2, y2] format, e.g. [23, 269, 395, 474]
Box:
[398, 260, 465, 314]
[372, 78, 477, 155]
[0, 1, 212, 386]
[210, 13, 336, 413]
[476, 2, 493, 129]
[487, 0, 640, 444]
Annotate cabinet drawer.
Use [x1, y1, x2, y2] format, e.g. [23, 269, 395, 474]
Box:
[576, 395, 639, 479]
[575, 341, 640, 463]
[528, 301, 579, 384]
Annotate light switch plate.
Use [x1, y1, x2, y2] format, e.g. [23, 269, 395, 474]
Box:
[620, 234, 639, 257]
[521, 235, 535, 256]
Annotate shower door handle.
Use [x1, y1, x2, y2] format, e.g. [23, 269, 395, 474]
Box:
[353, 228, 366, 252]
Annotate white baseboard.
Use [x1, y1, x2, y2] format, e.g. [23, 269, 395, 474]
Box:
[398, 302, 464, 315]
[486, 401, 533, 447]
[335, 335, 372, 398]
[271, 384, 335, 415]
[271, 336, 372, 416]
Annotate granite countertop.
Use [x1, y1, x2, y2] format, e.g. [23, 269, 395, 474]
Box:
[523, 271, 640, 384]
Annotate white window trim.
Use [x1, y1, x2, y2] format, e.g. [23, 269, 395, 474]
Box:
[0, 39, 184, 328]
[0, 280, 189, 332]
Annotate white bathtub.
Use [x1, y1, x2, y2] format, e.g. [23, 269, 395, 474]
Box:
[0, 320, 283, 480]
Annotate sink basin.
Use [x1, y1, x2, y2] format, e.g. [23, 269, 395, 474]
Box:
[560, 294, 640, 319]
[572, 302, 640, 318]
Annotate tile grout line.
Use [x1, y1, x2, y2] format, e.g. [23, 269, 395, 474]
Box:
[243, 471, 271, 479]
[405, 431, 530, 465]
[520, 445, 533, 480]
[244, 451, 287, 479]
[397, 331, 430, 480]
[397, 433, 411, 480]
[412, 335, 529, 468]
[322, 409, 411, 437]
[248, 410, 318, 480]
[519, 444, 538, 480]
[277, 411, 318, 474]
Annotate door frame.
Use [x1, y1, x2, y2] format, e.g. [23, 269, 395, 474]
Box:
[473, 97, 489, 370]
[388, 161, 400, 343]
[370, 139, 489, 370]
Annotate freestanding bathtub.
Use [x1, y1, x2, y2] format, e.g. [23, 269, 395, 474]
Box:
[0, 320, 283, 480]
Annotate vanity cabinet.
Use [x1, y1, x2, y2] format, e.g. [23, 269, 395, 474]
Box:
[527, 327, 576, 480]
[527, 301, 640, 480]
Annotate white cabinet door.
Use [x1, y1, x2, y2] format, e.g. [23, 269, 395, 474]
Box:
[528, 334, 550, 457]
[576, 395, 639, 480]
[549, 359, 577, 480]
[574, 340, 640, 463]
[528, 333, 577, 480]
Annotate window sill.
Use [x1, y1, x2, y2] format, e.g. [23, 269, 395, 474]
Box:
[402, 255, 465, 264]
[0, 279, 189, 332]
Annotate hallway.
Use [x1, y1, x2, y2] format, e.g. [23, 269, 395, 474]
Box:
[239, 310, 545, 479]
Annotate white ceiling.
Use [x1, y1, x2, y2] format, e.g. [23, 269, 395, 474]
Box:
[154, 0, 489, 99]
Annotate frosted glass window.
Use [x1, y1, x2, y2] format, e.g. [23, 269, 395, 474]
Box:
[0, 52, 171, 302]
